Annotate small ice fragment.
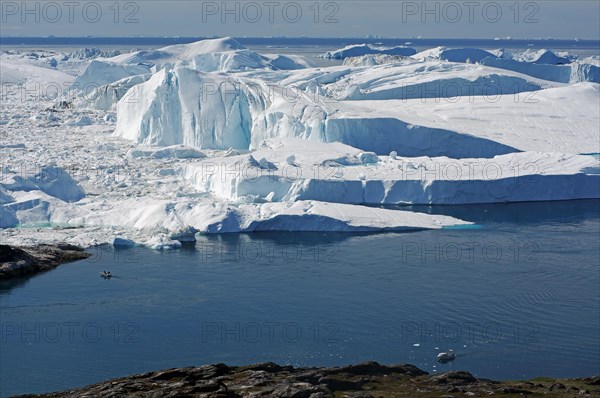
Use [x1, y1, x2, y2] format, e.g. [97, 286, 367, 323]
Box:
[145, 236, 182, 250]
[113, 236, 136, 247]
[157, 168, 176, 176]
[358, 152, 379, 164]
[258, 157, 277, 170]
[225, 148, 240, 157]
[389, 151, 398, 160]
[65, 115, 93, 126]
[103, 113, 116, 123]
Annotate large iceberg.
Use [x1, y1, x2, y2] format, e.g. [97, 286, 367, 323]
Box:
[114, 62, 597, 158]
[412, 47, 598, 84]
[183, 138, 600, 205]
[72, 37, 313, 110]
[114, 67, 261, 149]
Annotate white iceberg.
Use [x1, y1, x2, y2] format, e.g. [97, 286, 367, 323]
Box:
[322, 44, 417, 59]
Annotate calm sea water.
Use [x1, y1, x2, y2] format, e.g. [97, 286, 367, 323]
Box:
[2, 37, 599, 58]
[1, 200, 599, 397]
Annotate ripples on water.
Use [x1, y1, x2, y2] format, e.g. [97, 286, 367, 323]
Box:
[0, 200, 599, 396]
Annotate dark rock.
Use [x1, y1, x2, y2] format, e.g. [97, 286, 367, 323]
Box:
[14, 361, 593, 398]
[432, 371, 477, 385]
[238, 362, 292, 373]
[151, 368, 195, 381]
[326, 361, 426, 377]
[0, 244, 90, 279]
[586, 377, 600, 386]
[550, 382, 567, 390]
[497, 386, 533, 394]
[318, 376, 362, 391]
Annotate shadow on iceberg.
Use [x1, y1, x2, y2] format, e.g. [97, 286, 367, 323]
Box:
[324, 117, 518, 158]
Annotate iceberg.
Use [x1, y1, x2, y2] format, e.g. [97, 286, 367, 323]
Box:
[114, 67, 261, 149]
[114, 62, 595, 158]
[481, 58, 600, 84]
[413, 47, 498, 63]
[512, 49, 574, 65]
[321, 44, 417, 59]
[72, 60, 151, 91]
[183, 138, 600, 205]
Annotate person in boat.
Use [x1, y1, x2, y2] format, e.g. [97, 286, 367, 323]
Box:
[100, 271, 112, 278]
[437, 349, 455, 362]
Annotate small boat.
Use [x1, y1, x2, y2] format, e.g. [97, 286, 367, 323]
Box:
[100, 271, 112, 279]
[437, 350, 455, 363]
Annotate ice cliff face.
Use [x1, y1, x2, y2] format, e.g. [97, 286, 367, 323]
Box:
[115, 67, 264, 149]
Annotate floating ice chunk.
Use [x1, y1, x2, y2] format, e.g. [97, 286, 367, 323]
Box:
[264, 192, 276, 202]
[103, 113, 116, 123]
[0, 143, 26, 149]
[223, 200, 471, 233]
[225, 148, 241, 157]
[343, 54, 407, 66]
[259, 157, 278, 170]
[145, 235, 182, 250]
[358, 152, 379, 164]
[1, 166, 85, 203]
[112, 236, 136, 247]
[151, 146, 206, 159]
[65, 115, 93, 126]
[127, 145, 205, 159]
[389, 151, 398, 160]
[157, 168, 177, 177]
[170, 226, 198, 242]
[286, 155, 297, 166]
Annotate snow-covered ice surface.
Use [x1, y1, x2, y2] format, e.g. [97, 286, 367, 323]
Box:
[2, 38, 599, 249]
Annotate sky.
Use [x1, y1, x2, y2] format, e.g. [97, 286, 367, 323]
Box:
[1, 0, 599, 39]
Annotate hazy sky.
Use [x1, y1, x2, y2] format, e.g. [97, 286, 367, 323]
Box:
[1, 1, 599, 39]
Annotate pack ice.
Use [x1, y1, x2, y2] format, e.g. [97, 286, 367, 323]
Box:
[1, 38, 599, 248]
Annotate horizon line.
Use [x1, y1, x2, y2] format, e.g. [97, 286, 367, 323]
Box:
[1, 35, 599, 41]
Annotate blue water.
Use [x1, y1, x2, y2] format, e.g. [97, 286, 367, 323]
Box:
[2, 37, 599, 59]
[1, 200, 599, 397]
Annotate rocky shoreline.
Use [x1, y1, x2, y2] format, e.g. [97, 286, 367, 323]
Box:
[16, 361, 600, 397]
[0, 244, 90, 279]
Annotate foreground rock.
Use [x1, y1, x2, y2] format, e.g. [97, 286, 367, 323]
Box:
[18, 361, 600, 397]
[0, 244, 90, 279]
